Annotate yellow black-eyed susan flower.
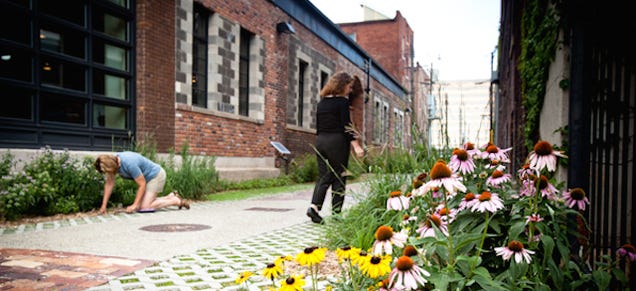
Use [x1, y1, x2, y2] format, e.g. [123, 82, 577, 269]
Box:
[263, 262, 283, 280]
[278, 275, 305, 291]
[235, 270, 253, 284]
[295, 246, 327, 266]
[359, 254, 391, 278]
[335, 245, 359, 263]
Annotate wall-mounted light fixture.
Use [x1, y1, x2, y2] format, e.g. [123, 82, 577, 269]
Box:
[276, 21, 295, 34]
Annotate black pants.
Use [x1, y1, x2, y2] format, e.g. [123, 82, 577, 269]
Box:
[311, 132, 351, 213]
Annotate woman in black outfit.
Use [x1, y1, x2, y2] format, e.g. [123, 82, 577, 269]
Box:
[307, 72, 364, 223]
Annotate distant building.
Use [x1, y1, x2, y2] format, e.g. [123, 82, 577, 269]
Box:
[429, 80, 490, 149]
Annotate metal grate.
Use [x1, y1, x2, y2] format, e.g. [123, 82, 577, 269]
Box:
[139, 224, 211, 232]
[584, 46, 635, 282]
[243, 207, 293, 212]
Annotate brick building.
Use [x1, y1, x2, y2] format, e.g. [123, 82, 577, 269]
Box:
[0, 0, 411, 180]
[338, 9, 430, 149]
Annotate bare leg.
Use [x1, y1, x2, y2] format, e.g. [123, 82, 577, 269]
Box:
[148, 195, 181, 210]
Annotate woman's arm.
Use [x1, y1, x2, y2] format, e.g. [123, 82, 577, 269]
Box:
[99, 174, 116, 214]
[351, 140, 364, 158]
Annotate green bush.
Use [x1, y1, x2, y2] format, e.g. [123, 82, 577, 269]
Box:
[0, 148, 105, 220]
[289, 153, 318, 183]
[162, 143, 218, 200]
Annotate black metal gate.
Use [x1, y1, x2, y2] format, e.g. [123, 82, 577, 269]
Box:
[569, 19, 635, 288]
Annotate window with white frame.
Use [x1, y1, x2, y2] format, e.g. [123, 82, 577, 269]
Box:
[373, 98, 389, 144]
[393, 109, 405, 147]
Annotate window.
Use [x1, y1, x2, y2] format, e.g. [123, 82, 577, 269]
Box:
[297, 60, 308, 126]
[0, 0, 135, 149]
[320, 71, 328, 90]
[238, 28, 251, 116]
[373, 98, 389, 144]
[393, 109, 404, 147]
[192, 3, 208, 108]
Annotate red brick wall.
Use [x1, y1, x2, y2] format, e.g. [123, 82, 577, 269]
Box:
[339, 12, 413, 89]
[135, 0, 406, 159]
[136, 0, 176, 152]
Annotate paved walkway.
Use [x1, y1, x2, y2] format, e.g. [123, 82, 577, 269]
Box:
[0, 184, 365, 290]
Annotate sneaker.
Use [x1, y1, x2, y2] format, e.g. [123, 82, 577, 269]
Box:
[306, 207, 323, 224]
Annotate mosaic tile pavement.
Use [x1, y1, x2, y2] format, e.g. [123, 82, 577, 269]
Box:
[86, 221, 332, 290]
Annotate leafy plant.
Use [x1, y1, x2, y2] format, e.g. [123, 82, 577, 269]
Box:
[162, 142, 218, 200]
[319, 141, 629, 290]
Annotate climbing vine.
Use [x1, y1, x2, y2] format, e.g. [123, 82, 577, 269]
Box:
[518, 0, 565, 150]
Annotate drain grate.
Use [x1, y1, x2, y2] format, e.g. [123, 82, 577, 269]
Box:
[139, 224, 211, 232]
[244, 207, 293, 212]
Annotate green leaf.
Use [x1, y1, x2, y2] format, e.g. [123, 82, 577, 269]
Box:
[473, 267, 506, 291]
[592, 270, 610, 289]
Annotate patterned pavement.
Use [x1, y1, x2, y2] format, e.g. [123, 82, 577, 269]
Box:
[0, 187, 360, 291]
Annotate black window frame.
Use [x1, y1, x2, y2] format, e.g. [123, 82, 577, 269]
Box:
[0, 0, 136, 150]
[192, 2, 208, 108]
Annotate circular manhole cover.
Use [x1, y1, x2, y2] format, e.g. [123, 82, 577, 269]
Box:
[140, 223, 211, 232]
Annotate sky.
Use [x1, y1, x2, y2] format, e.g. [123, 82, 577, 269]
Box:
[308, 0, 501, 81]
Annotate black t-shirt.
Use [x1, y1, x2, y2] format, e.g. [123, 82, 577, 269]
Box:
[316, 96, 355, 141]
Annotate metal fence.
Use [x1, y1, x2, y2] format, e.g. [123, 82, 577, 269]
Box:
[584, 45, 634, 287]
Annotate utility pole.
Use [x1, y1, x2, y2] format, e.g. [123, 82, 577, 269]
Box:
[426, 63, 437, 152]
[489, 46, 498, 143]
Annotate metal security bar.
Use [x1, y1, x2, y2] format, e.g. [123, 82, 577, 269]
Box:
[586, 46, 635, 283]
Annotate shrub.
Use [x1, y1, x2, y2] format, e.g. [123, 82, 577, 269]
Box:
[162, 143, 218, 200]
[289, 153, 318, 183]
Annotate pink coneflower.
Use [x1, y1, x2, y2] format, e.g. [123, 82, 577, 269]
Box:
[400, 214, 418, 226]
[471, 191, 505, 213]
[430, 187, 443, 199]
[495, 240, 535, 264]
[387, 190, 410, 211]
[389, 256, 430, 290]
[416, 214, 448, 238]
[538, 175, 558, 200]
[527, 140, 567, 172]
[517, 163, 537, 180]
[412, 172, 427, 189]
[372, 225, 408, 255]
[448, 148, 475, 175]
[485, 159, 507, 171]
[617, 244, 636, 262]
[463, 141, 481, 157]
[519, 178, 537, 197]
[435, 204, 456, 223]
[486, 170, 512, 188]
[479, 143, 512, 162]
[458, 192, 478, 211]
[418, 161, 467, 195]
[525, 213, 543, 224]
[562, 188, 590, 210]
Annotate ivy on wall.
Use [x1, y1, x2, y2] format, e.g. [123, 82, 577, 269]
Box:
[518, 0, 564, 150]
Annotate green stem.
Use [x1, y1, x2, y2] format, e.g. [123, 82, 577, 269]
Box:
[311, 264, 318, 291]
[476, 212, 491, 259]
[348, 260, 359, 291]
[443, 191, 455, 266]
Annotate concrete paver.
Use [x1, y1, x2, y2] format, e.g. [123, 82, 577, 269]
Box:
[0, 184, 365, 290]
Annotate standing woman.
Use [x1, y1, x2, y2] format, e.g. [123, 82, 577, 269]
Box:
[94, 151, 189, 214]
[307, 72, 364, 224]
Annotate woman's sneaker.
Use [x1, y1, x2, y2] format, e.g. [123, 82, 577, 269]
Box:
[306, 207, 323, 224]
